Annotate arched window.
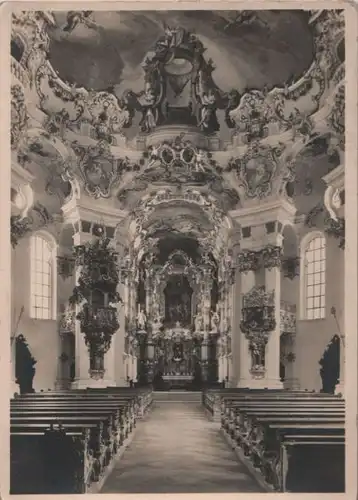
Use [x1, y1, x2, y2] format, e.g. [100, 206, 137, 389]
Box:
[301, 233, 326, 320]
[30, 233, 57, 320]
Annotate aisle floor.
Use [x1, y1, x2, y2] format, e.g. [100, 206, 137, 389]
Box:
[101, 402, 263, 493]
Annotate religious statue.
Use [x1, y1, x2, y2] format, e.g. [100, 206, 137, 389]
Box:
[154, 26, 187, 60]
[140, 88, 158, 133]
[151, 314, 163, 335]
[137, 306, 147, 330]
[210, 307, 220, 333]
[93, 109, 112, 143]
[15, 334, 36, 395]
[164, 26, 186, 48]
[194, 311, 203, 332]
[193, 149, 206, 172]
[197, 89, 220, 134]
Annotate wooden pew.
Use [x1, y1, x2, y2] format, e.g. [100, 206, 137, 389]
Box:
[211, 388, 345, 492]
[202, 388, 341, 421]
[10, 387, 153, 494]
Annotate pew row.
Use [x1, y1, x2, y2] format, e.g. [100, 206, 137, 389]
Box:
[204, 389, 345, 493]
[10, 387, 153, 494]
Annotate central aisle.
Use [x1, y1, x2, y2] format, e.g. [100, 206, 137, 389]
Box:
[101, 402, 263, 493]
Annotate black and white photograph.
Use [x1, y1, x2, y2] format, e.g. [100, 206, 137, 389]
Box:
[6, 5, 355, 496]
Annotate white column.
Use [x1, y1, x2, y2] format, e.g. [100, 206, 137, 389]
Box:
[265, 264, 284, 389]
[10, 339, 18, 396]
[237, 269, 255, 387]
[115, 281, 127, 386]
[71, 231, 91, 388]
[335, 337, 345, 396]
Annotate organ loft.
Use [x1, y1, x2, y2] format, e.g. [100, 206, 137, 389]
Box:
[8, 9, 348, 495]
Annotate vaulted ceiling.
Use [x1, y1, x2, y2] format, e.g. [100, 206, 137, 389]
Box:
[48, 10, 314, 94]
[11, 9, 344, 254]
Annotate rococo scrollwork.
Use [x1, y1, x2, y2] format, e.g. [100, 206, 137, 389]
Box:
[240, 286, 276, 375]
[226, 142, 285, 200]
[237, 250, 260, 274]
[261, 245, 283, 270]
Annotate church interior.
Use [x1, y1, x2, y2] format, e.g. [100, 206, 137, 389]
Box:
[9, 8, 346, 495]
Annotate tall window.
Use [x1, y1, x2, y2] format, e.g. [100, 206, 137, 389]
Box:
[302, 234, 326, 320]
[30, 234, 56, 320]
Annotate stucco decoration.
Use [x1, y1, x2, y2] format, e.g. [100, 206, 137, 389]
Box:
[226, 141, 285, 200]
[11, 84, 28, 149]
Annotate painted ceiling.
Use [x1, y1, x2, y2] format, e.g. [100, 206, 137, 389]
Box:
[48, 10, 314, 94]
[10, 9, 344, 253]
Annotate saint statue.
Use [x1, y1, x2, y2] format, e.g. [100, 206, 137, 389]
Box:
[198, 88, 220, 134]
[152, 314, 163, 334]
[137, 306, 147, 330]
[194, 311, 203, 332]
[211, 307, 220, 333]
[140, 85, 158, 133]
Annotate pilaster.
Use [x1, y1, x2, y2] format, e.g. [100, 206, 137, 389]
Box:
[62, 196, 125, 389]
[237, 268, 256, 387]
[264, 237, 284, 389]
[233, 197, 296, 389]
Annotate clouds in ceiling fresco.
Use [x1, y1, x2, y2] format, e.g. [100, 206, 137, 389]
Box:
[48, 10, 314, 94]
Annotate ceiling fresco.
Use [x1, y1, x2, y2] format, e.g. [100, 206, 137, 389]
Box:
[48, 11, 314, 94]
[11, 10, 344, 253]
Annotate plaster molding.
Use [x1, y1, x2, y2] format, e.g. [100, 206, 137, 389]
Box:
[322, 164, 345, 190]
[229, 197, 297, 229]
[62, 195, 128, 227]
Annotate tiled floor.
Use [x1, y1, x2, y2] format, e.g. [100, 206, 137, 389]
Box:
[101, 402, 263, 493]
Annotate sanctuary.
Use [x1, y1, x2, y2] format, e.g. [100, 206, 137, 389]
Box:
[9, 9, 346, 495]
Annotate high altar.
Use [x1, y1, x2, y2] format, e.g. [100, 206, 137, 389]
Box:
[132, 248, 222, 388]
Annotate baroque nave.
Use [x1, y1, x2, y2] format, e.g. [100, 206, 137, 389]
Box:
[9, 9, 346, 495]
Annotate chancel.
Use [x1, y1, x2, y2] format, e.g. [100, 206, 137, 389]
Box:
[9, 8, 346, 496]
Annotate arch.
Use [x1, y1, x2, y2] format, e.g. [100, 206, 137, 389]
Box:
[299, 231, 326, 320]
[29, 230, 58, 321]
[123, 189, 232, 247]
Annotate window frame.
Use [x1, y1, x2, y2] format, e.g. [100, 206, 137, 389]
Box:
[29, 231, 57, 321]
[300, 231, 326, 321]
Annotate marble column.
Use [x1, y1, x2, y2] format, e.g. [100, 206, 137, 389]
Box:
[115, 279, 127, 386]
[227, 276, 234, 386]
[237, 269, 255, 388]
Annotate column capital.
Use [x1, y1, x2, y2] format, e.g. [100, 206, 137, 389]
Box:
[237, 249, 260, 273]
[261, 244, 283, 270]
